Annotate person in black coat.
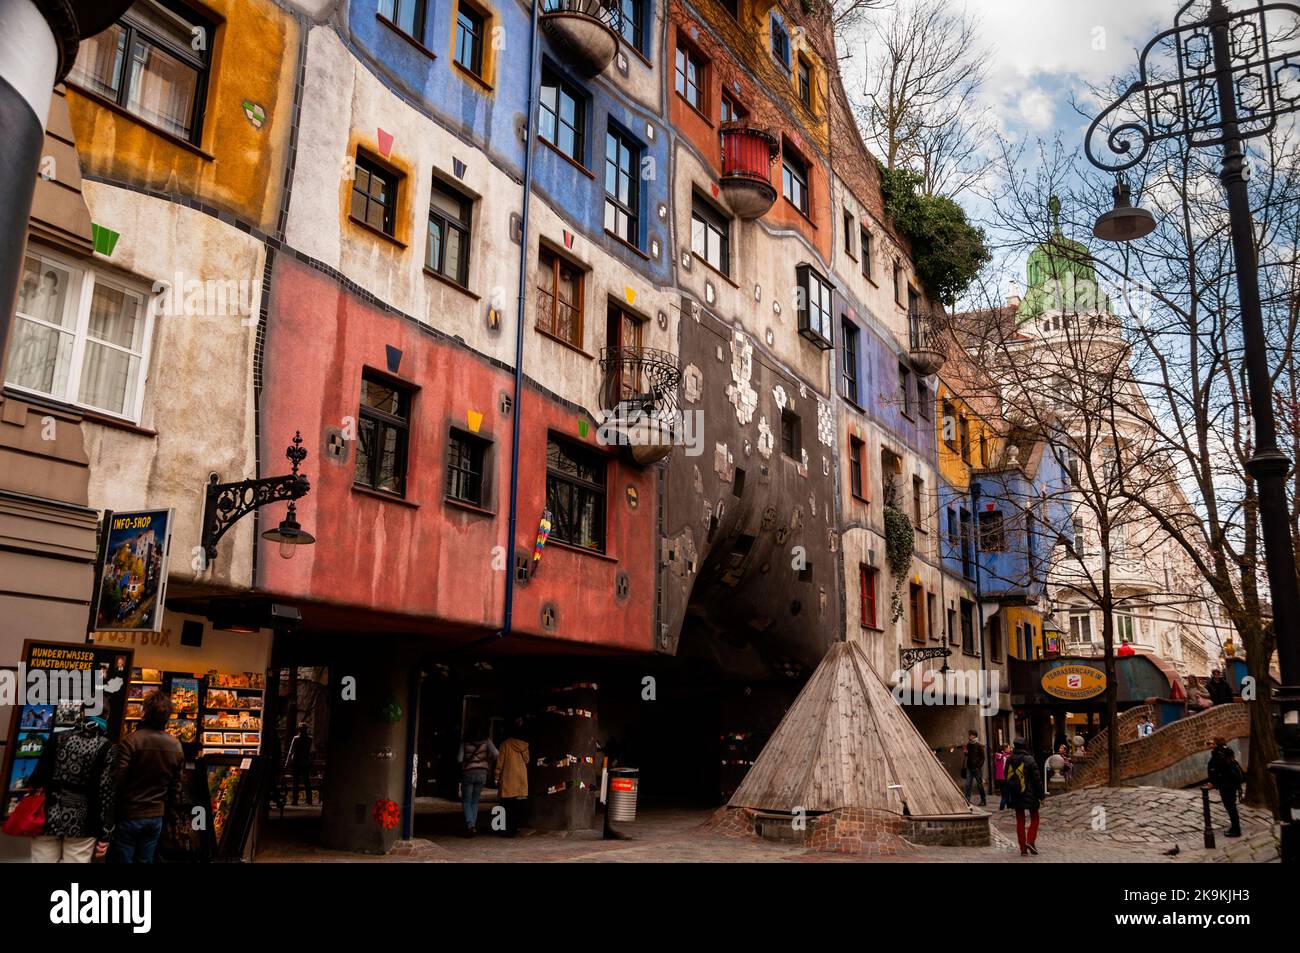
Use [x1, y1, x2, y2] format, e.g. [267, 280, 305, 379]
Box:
[961, 730, 987, 806]
[1206, 737, 1243, 837]
[1206, 670, 1234, 706]
[1004, 738, 1045, 855]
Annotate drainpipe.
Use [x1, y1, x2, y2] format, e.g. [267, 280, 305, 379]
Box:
[0, 0, 132, 358]
[970, 479, 995, 798]
[499, 0, 542, 645]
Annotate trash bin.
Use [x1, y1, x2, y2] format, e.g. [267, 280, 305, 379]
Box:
[607, 767, 639, 823]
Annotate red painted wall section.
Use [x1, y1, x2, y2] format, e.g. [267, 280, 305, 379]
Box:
[257, 255, 655, 653]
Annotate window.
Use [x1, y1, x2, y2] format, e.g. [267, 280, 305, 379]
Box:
[691, 194, 730, 275]
[893, 261, 902, 304]
[780, 409, 801, 459]
[796, 264, 833, 349]
[860, 565, 879, 628]
[446, 429, 488, 506]
[770, 15, 790, 69]
[605, 304, 644, 401]
[898, 363, 912, 417]
[960, 599, 976, 654]
[979, 432, 988, 467]
[909, 584, 925, 642]
[797, 55, 812, 109]
[617, 0, 644, 52]
[454, 3, 486, 76]
[540, 67, 585, 163]
[604, 126, 640, 246]
[912, 476, 925, 531]
[355, 372, 412, 496]
[848, 436, 866, 500]
[843, 210, 855, 257]
[675, 40, 706, 112]
[979, 510, 1006, 551]
[427, 178, 472, 285]
[881, 448, 902, 500]
[1072, 515, 1087, 556]
[959, 507, 973, 578]
[959, 415, 971, 462]
[378, 0, 428, 41]
[5, 250, 152, 421]
[1115, 612, 1136, 643]
[1070, 610, 1092, 646]
[720, 91, 745, 125]
[840, 319, 860, 404]
[68, 0, 213, 144]
[917, 377, 931, 420]
[536, 246, 584, 347]
[546, 437, 607, 551]
[351, 153, 399, 236]
[927, 593, 938, 643]
[989, 615, 1003, 661]
[782, 144, 809, 214]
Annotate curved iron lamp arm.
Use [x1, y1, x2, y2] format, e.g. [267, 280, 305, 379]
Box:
[201, 432, 311, 563]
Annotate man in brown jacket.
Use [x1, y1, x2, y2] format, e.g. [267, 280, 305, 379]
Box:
[111, 690, 184, 863]
[494, 727, 529, 838]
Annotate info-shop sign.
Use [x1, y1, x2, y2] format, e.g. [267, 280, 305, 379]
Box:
[91, 509, 174, 633]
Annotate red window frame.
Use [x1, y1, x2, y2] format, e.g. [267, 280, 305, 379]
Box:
[860, 565, 878, 628]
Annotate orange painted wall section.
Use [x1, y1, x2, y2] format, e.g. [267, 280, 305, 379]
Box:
[256, 256, 656, 653]
[65, 0, 299, 232]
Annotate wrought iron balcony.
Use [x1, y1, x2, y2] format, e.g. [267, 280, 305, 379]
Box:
[907, 304, 948, 377]
[540, 0, 621, 77]
[719, 123, 779, 219]
[598, 346, 682, 465]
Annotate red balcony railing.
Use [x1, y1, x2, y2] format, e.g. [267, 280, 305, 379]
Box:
[719, 123, 778, 218]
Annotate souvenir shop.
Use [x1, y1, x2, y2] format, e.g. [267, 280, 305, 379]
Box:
[89, 609, 275, 861]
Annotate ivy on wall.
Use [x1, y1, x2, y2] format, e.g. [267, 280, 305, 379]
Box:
[882, 476, 914, 623]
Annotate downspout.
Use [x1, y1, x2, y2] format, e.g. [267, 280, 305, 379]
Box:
[970, 478, 994, 798]
[500, 0, 542, 644]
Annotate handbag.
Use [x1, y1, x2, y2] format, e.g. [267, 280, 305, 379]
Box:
[2, 790, 47, 837]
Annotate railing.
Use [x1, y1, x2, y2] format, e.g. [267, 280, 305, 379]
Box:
[540, 0, 622, 32]
[720, 123, 777, 186]
[598, 346, 681, 421]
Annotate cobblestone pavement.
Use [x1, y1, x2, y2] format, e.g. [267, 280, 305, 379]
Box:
[255, 789, 1280, 863]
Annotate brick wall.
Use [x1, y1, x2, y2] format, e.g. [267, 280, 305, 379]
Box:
[1068, 703, 1249, 789]
[704, 805, 989, 851]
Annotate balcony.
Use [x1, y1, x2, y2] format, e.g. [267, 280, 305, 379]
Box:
[598, 346, 682, 465]
[907, 304, 947, 376]
[719, 123, 779, 219]
[540, 0, 621, 77]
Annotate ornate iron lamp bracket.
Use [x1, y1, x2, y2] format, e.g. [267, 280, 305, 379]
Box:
[201, 432, 311, 563]
[1084, 0, 1300, 172]
[899, 647, 952, 672]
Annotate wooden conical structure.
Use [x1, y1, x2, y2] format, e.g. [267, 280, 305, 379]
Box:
[729, 642, 970, 816]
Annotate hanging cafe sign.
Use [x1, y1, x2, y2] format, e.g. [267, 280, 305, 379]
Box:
[1041, 664, 1107, 701]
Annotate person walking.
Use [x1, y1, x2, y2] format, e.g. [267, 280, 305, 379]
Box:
[1206, 737, 1244, 838]
[961, 730, 987, 806]
[112, 690, 184, 863]
[994, 743, 1012, 810]
[494, 726, 530, 838]
[1207, 669, 1234, 707]
[286, 723, 314, 807]
[1004, 738, 1045, 856]
[27, 713, 115, 863]
[458, 721, 497, 837]
[1185, 675, 1212, 711]
[1137, 715, 1155, 738]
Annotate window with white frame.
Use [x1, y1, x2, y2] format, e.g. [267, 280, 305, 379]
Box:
[5, 249, 152, 421]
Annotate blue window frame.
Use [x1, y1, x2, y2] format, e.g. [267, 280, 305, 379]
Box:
[378, 0, 427, 42]
[770, 15, 790, 69]
[617, 0, 644, 53]
[603, 125, 641, 246]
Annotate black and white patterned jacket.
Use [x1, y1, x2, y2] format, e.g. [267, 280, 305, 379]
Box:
[29, 722, 116, 839]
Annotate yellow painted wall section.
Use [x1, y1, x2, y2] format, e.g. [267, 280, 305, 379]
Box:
[65, 0, 299, 233]
[1002, 606, 1045, 660]
[935, 381, 1001, 491]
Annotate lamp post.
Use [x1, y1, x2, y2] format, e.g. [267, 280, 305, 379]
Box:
[1084, 0, 1300, 860]
[201, 432, 315, 566]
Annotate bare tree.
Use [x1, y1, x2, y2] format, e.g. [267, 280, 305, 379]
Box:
[852, 0, 991, 197]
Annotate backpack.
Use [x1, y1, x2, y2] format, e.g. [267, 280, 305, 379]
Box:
[1005, 759, 1027, 796]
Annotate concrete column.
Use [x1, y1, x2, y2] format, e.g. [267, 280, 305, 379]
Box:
[320, 652, 414, 854]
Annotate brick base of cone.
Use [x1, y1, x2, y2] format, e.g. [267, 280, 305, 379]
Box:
[704, 805, 989, 852]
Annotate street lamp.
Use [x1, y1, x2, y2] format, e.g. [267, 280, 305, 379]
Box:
[201, 432, 314, 565]
[1084, 0, 1300, 861]
[1092, 176, 1158, 243]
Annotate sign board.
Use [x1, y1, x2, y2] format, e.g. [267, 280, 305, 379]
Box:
[1041, 664, 1107, 701]
[91, 509, 174, 633]
[1, 640, 133, 817]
